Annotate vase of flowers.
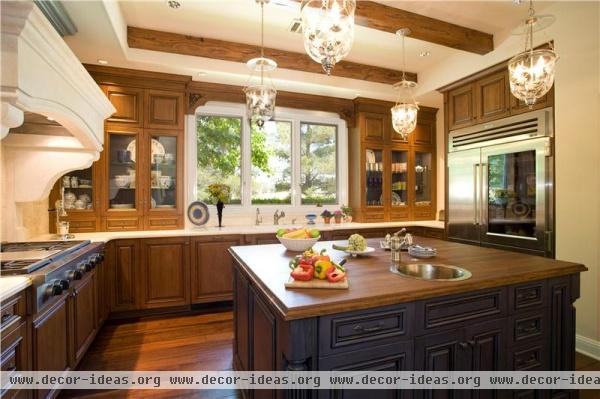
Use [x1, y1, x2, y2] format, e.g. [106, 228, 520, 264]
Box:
[320, 209, 333, 224]
[333, 210, 343, 224]
[207, 183, 231, 228]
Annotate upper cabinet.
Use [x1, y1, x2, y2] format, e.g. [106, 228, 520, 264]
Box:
[144, 90, 185, 130]
[443, 66, 554, 132]
[350, 99, 438, 223]
[103, 86, 144, 127]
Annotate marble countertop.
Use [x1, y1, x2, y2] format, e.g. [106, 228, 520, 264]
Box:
[33, 220, 444, 243]
[0, 276, 31, 302]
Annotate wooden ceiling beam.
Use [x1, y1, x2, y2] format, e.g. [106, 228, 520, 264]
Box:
[127, 26, 416, 85]
[292, 0, 494, 55]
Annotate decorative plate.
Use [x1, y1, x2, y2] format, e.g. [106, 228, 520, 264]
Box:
[342, 247, 376, 257]
[126, 139, 165, 163]
[187, 201, 209, 226]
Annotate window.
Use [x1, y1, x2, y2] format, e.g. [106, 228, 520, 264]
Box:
[190, 104, 347, 210]
[300, 123, 337, 205]
[196, 115, 242, 204]
[251, 121, 292, 204]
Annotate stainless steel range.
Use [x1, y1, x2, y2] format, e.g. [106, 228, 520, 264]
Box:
[0, 240, 105, 312]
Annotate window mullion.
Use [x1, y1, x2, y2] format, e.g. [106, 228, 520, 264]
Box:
[292, 119, 302, 207]
[242, 115, 252, 209]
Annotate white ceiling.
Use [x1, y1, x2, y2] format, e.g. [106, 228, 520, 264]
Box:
[61, 0, 555, 106]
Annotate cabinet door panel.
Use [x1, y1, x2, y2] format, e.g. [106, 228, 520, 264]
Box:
[72, 272, 97, 365]
[415, 329, 465, 371]
[361, 112, 388, 142]
[145, 90, 184, 129]
[448, 84, 475, 130]
[251, 289, 276, 399]
[233, 270, 250, 372]
[464, 319, 506, 372]
[112, 240, 140, 311]
[191, 237, 241, 303]
[476, 72, 509, 123]
[140, 238, 190, 308]
[104, 85, 144, 126]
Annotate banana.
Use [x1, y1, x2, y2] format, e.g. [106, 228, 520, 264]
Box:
[283, 229, 307, 239]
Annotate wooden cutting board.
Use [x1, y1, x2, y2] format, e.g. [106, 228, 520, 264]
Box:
[284, 277, 349, 289]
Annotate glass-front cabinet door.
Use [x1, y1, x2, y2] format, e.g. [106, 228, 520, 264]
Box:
[147, 132, 178, 210]
[480, 137, 549, 252]
[390, 150, 408, 206]
[106, 129, 140, 212]
[414, 151, 433, 207]
[365, 148, 384, 207]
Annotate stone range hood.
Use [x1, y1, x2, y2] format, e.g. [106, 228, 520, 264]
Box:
[0, 1, 114, 240]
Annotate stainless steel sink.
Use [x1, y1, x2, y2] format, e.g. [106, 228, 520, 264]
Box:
[390, 263, 472, 281]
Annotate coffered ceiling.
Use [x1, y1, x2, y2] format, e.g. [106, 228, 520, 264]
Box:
[62, 1, 555, 106]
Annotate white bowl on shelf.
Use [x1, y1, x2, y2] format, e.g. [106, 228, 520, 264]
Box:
[277, 236, 320, 252]
[114, 175, 129, 188]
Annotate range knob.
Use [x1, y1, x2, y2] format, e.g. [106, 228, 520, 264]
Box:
[45, 282, 63, 297]
[67, 269, 83, 281]
[57, 279, 70, 290]
[77, 262, 91, 273]
[97, 253, 105, 262]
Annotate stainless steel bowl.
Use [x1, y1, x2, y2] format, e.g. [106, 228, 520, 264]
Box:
[390, 263, 472, 281]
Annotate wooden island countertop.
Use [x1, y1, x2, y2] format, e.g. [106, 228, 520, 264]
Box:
[229, 237, 587, 321]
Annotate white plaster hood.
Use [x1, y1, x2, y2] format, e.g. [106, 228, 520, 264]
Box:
[0, 1, 115, 202]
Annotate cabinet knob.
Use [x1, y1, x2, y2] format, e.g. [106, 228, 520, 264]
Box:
[458, 341, 469, 349]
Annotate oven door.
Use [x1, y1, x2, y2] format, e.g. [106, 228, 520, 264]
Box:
[479, 137, 552, 254]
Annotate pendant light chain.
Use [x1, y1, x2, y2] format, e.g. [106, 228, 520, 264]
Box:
[260, 1, 265, 84]
[401, 32, 407, 82]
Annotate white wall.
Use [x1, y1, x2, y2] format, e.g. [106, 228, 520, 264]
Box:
[421, 2, 600, 356]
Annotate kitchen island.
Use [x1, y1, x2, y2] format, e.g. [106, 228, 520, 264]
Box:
[229, 237, 587, 399]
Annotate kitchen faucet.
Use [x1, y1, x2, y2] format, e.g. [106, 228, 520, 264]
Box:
[273, 210, 285, 225]
[255, 208, 263, 226]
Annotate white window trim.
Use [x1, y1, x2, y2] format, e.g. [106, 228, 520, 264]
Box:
[185, 101, 348, 218]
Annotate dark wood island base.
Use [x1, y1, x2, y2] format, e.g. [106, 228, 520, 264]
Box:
[230, 238, 587, 399]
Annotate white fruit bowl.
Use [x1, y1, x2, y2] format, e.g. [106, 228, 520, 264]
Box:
[277, 236, 320, 252]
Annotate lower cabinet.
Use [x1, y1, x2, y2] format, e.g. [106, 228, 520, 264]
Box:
[112, 239, 140, 312]
[70, 271, 98, 366]
[191, 235, 242, 303]
[0, 291, 30, 399]
[140, 237, 190, 308]
[32, 297, 70, 399]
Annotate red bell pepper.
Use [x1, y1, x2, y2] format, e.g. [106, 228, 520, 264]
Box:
[326, 267, 346, 283]
[291, 266, 313, 281]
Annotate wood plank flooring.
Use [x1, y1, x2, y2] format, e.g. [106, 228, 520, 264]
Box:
[60, 311, 600, 399]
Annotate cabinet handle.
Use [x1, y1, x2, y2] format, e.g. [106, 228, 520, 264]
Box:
[517, 291, 538, 301]
[519, 323, 539, 334]
[353, 322, 384, 333]
[459, 342, 469, 349]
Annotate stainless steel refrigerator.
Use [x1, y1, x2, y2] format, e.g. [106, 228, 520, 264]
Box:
[447, 108, 554, 257]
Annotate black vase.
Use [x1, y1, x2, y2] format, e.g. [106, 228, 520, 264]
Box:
[216, 200, 224, 228]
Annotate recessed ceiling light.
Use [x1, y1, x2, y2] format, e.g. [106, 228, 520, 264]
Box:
[46, 117, 55, 121]
[419, 51, 431, 57]
[97, 59, 108, 65]
[167, 0, 181, 9]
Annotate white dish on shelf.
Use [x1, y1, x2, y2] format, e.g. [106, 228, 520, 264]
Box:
[126, 139, 165, 163]
[366, 149, 376, 164]
[155, 205, 175, 208]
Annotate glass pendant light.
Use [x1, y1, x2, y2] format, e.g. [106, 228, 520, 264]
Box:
[508, 0, 558, 106]
[391, 28, 419, 139]
[244, 0, 277, 128]
[300, 0, 356, 75]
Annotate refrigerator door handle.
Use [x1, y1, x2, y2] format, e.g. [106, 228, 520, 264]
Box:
[479, 162, 487, 232]
[473, 164, 479, 225]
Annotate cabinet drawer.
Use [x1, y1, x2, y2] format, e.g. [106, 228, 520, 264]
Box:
[105, 217, 141, 231]
[319, 304, 413, 356]
[509, 281, 547, 312]
[146, 216, 181, 229]
[362, 212, 385, 222]
[510, 342, 549, 371]
[69, 218, 98, 233]
[417, 288, 506, 333]
[511, 309, 549, 344]
[0, 291, 26, 336]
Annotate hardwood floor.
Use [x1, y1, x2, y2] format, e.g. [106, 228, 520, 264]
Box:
[61, 311, 600, 399]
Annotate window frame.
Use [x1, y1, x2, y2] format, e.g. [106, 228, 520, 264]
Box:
[186, 102, 348, 216]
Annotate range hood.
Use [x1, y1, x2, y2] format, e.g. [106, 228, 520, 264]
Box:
[1, 1, 115, 203]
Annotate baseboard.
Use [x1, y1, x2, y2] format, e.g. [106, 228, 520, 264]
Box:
[576, 334, 600, 361]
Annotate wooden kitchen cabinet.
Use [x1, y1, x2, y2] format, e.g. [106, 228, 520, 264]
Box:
[32, 296, 70, 399]
[111, 239, 140, 312]
[350, 100, 438, 223]
[140, 237, 190, 308]
[103, 85, 144, 127]
[475, 71, 510, 123]
[448, 83, 476, 130]
[1, 291, 30, 399]
[144, 89, 184, 130]
[191, 235, 242, 303]
[70, 270, 98, 366]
